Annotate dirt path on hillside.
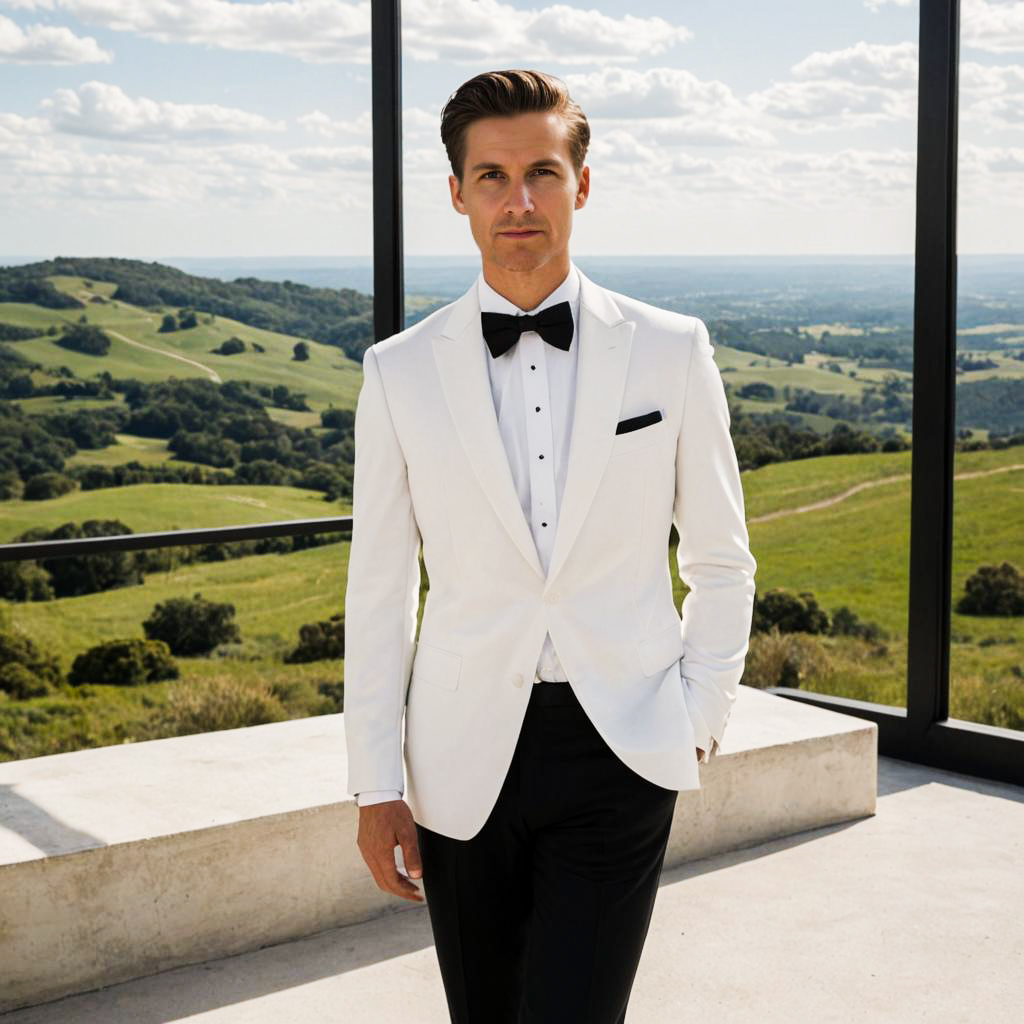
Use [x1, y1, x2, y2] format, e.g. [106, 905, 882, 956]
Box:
[106, 328, 222, 384]
[750, 463, 1024, 524]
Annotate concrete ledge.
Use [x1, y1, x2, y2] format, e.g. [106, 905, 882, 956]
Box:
[0, 686, 876, 1014]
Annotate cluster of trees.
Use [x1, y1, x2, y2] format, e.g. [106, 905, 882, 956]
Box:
[286, 614, 344, 663]
[0, 258, 375, 362]
[957, 562, 1024, 616]
[55, 323, 111, 356]
[781, 374, 912, 427]
[0, 519, 347, 603]
[0, 593, 345, 700]
[0, 374, 353, 500]
[751, 588, 888, 642]
[0, 322, 42, 341]
[213, 336, 246, 355]
[729, 415, 908, 472]
[158, 308, 200, 332]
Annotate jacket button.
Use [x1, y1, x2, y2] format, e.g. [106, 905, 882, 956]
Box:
[545, 591, 560, 604]
[513, 673, 524, 687]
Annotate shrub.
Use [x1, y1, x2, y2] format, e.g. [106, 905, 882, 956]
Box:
[0, 628, 61, 699]
[214, 336, 246, 356]
[23, 471, 76, 500]
[0, 561, 54, 602]
[320, 407, 354, 431]
[143, 593, 241, 656]
[752, 588, 830, 635]
[830, 605, 888, 642]
[55, 323, 111, 356]
[68, 639, 179, 686]
[740, 627, 832, 689]
[285, 614, 345, 663]
[12, 519, 140, 598]
[292, 341, 310, 362]
[957, 562, 1024, 616]
[150, 675, 288, 736]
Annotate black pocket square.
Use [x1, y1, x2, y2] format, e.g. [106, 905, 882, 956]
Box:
[615, 409, 663, 435]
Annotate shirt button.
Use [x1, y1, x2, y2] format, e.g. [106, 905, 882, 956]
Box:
[545, 591, 560, 604]
[513, 672, 524, 687]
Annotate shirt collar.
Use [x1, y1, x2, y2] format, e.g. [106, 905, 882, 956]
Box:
[477, 260, 581, 326]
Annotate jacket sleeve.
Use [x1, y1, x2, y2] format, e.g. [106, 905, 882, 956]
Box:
[672, 317, 757, 763]
[344, 344, 422, 797]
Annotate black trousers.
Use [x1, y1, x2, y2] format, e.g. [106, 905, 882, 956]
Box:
[415, 678, 679, 1024]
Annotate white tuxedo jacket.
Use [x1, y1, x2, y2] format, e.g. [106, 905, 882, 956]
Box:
[344, 265, 757, 840]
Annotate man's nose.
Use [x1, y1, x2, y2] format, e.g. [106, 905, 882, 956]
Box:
[503, 179, 535, 215]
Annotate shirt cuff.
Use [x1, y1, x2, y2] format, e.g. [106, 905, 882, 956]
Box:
[356, 789, 403, 807]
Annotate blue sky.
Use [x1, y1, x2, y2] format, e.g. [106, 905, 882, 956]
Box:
[0, 0, 1020, 259]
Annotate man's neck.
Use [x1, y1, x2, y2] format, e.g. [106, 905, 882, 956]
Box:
[481, 257, 572, 313]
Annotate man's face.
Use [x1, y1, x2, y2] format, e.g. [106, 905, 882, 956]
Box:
[448, 110, 589, 276]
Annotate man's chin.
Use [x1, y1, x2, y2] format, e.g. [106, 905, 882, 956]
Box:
[487, 245, 555, 269]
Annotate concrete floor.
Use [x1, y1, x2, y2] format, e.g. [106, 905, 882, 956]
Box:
[4, 756, 1022, 1024]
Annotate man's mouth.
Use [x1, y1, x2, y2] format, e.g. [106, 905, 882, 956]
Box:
[499, 229, 542, 237]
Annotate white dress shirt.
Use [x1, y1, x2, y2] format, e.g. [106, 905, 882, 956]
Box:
[356, 260, 712, 807]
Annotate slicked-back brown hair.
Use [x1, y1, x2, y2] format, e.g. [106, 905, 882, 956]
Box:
[440, 69, 590, 185]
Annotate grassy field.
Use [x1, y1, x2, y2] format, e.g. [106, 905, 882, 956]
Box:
[2, 418, 1022, 758]
[0, 483, 349, 539]
[741, 445, 1024, 715]
[0, 275, 362, 412]
[5, 539, 353, 665]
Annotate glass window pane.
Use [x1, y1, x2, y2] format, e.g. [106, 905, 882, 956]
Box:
[402, 0, 919, 707]
[950, 0, 1024, 733]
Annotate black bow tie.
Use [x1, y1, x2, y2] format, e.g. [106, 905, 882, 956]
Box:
[481, 300, 574, 358]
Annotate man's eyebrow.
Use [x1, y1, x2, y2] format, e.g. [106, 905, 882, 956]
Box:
[468, 158, 562, 173]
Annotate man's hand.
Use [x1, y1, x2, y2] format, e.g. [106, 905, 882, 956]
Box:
[357, 799, 424, 903]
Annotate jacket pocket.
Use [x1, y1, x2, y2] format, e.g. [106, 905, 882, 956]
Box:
[609, 414, 669, 458]
[412, 640, 463, 691]
[637, 621, 685, 678]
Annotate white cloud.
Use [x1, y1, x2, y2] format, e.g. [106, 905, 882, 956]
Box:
[867, 0, 1024, 54]
[297, 107, 437, 139]
[0, 12, 111, 63]
[750, 78, 915, 131]
[792, 40, 918, 84]
[6, 0, 372, 63]
[401, 0, 692, 65]
[962, 60, 1024, 131]
[564, 67, 776, 146]
[1, 0, 693, 64]
[41, 81, 286, 141]
[961, 0, 1024, 54]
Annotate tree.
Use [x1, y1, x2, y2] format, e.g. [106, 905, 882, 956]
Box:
[22, 471, 76, 500]
[957, 562, 1024, 616]
[143, 593, 241, 655]
[159, 313, 177, 333]
[286, 615, 345, 663]
[0, 627, 62, 699]
[752, 588, 830, 635]
[178, 308, 199, 329]
[292, 341, 310, 362]
[55, 323, 111, 356]
[69, 638, 179, 686]
[215, 336, 246, 355]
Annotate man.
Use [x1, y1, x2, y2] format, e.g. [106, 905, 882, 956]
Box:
[344, 69, 756, 1023]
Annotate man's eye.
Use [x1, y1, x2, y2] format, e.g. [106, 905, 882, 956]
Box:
[480, 169, 553, 179]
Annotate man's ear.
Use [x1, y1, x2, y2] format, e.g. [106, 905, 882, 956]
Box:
[575, 165, 590, 210]
[449, 174, 466, 214]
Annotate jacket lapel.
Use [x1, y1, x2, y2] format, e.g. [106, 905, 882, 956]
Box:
[432, 266, 636, 585]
